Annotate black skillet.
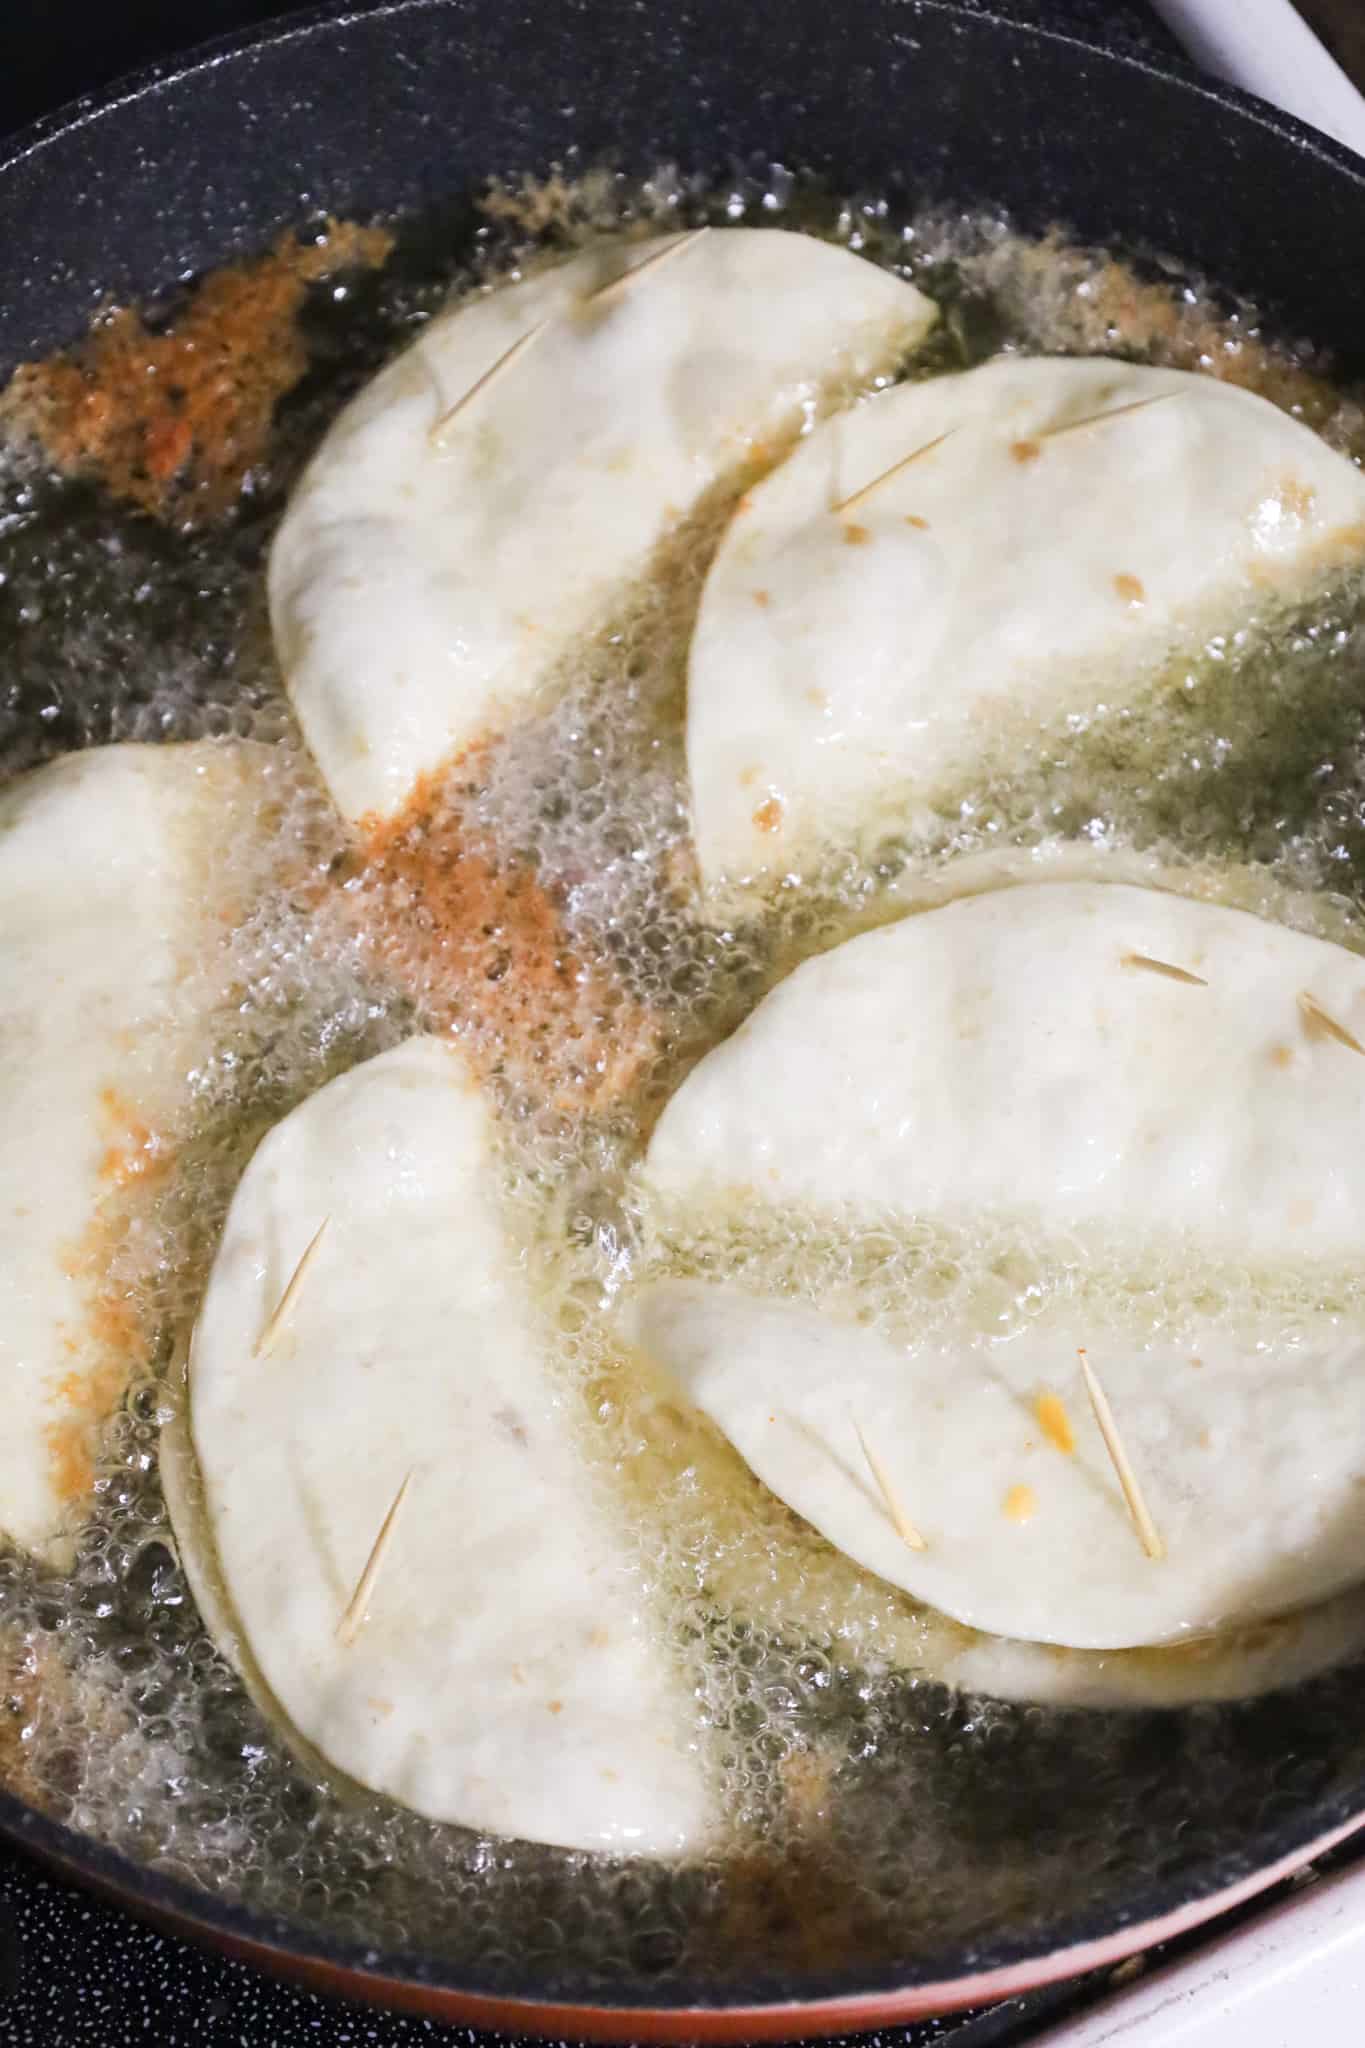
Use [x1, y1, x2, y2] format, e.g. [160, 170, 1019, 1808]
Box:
[3, 1, 1365, 2035]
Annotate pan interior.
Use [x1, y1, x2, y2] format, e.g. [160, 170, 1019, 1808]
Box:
[5, 163, 1365, 2008]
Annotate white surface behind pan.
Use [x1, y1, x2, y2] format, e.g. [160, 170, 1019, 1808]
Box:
[1151, 0, 1365, 157]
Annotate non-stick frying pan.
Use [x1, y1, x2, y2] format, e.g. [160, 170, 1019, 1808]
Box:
[4, 1, 1365, 2035]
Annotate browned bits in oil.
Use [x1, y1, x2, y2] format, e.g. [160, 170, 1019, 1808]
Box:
[95, 1088, 172, 1194]
[0, 219, 393, 522]
[44, 1354, 127, 1510]
[996, 233, 1345, 430]
[479, 167, 621, 238]
[1114, 573, 1147, 605]
[1010, 438, 1042, 464]
[780, 1745, 836, 1831]
[0, 1635, 53, 1806]
[1278, 478, 1319, 521]
[337, 762, 661, 1109]
[752, 796, 785, 834]
[0, 1630, 123, 1811]
[715, 1834, 896, 1973]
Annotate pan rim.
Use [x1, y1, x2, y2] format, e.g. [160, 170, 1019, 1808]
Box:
[5, 1778, 1365, 2025]
[4, 0, 1365, 2024]
[2, 0, 1364, 190]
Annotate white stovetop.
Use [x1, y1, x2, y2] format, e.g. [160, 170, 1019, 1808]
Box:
[1038, 1856, 1365, 2045]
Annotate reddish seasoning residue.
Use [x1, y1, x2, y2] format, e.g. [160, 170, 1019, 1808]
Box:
[1113, 573, 1147, 606]
[752, 796, 784, 835]
[0, 218, 393, 522]
[752, 588, 771, 608]
[96, 1088, 173, 1192]
[44, 1356, 127, 1508]
[339, 762, 660, 1110]
[1010, 438, 1042, 465]
[1019, 242, 1346, 432]
[44, 1088, 172, 1506]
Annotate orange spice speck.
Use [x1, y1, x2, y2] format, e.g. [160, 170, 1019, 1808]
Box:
[904, 514, 930, 530]
[1034, 1392, 1076, 1456]
[1114, 573, 1146, 606]
[752, 796, 784, 834]
[44, 1354, 126, 1507]
[752, 589, 771, 608]
[1004, 1483, 1037, 1523]
[1011, 438, 1042, 465]
[96, 1088, 171, 1191]
[1279, 478, 1318, 521]
[842, 522, 872, 546]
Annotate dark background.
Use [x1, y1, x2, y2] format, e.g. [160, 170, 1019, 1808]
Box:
[0, 0, 1178, 142]
[1, 2, 1363, 2044]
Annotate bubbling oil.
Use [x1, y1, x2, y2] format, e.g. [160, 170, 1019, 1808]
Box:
[5, 169, 1365, 1996]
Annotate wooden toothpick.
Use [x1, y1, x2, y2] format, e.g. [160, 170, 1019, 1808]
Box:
[1299, 990, 1365, 1057]
[832, 430, 957, 517]
[587, 226, 712, 310]
[428, 229, 710, 450]
[1077, 1349, 1165, 1561]
[254, 1218, 330, 1359]
[1122, 952, 1208, 987]
[854, 1421, 928, 1551]
[428, 321, 548, 449]
[1038, 392, 1183, 444]
[336, 1469, 414, 1647]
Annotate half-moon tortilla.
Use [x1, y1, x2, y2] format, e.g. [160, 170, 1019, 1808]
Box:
[687, 357, 1365, 894]
[626, 1281, 1365, 1651]
[644, 880, 1365, 1263]
[271, 228, 936, 823]
[0, 741, 273, 1564]
[187, 1036, 712, 1853]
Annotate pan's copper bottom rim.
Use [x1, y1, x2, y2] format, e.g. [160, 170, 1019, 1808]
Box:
[9, 1794, 1365, 2043]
